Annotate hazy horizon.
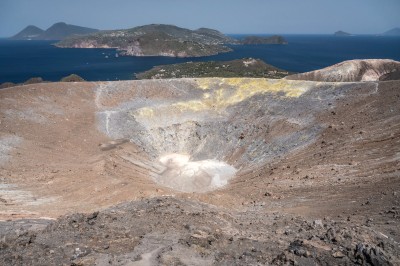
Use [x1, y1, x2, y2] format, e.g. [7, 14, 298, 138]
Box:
[1, 0, 400, 37]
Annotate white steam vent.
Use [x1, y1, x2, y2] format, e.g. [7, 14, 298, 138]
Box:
[156, 154, 237, 193]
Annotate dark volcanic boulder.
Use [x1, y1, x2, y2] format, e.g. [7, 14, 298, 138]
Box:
[24, 77, 44, 85]
[0, 82, 16, 89]
[60, 74, 85, 82]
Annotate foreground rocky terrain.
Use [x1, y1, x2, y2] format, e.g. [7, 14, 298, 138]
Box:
[0, 60, 399, 264]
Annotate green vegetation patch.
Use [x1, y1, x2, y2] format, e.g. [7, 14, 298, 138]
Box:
[136, 58, 292, 79]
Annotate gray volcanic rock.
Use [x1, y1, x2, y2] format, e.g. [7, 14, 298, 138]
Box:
[285, 59, 400, 82]
[0, 82, 16, 89]
[1, 197, 399, 265]
[56, 24, 236, 57]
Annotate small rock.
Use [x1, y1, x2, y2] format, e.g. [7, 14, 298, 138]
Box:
[87, 211, 99, 221]
[313, 219, 323, 228]
[332, 251, 345, 258]
[71, 247, 91, 260]
[303, 240, 332, 251]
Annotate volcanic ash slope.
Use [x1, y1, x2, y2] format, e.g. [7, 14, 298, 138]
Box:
[286, 59, 400, 82]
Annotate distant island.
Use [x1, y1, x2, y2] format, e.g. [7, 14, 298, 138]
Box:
[136, 58, 290, 79]
[56, 24, 237, 58]
[10, 22, 99, 40]
[10, 23, 290, 57]
[334, 31, 352, 36]
[382, 27, 400, 36]
[240, 35, 288, 44]
[11, 25, 44, 40]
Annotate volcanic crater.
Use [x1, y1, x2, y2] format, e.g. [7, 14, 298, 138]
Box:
[0, 72, 399, 265]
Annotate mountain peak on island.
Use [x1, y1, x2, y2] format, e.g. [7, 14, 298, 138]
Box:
[53, 22, 67, 26]
[40, 22, 99, 40]
[10, 22, 99, 40]
[334, 30, 351, 36]
[10, 25, 44, 40]
[383, 27, 400, 36]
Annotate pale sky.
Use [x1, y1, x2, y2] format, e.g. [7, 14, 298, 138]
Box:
[1, 0, 399, 37]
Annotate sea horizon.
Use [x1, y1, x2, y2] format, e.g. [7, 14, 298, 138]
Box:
[1, 34, 400, 84]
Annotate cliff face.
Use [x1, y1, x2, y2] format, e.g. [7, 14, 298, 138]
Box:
[56, 24, 236, 57]
[285, 59, 400, 82]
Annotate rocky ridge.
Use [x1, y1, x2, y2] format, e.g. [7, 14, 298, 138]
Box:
[285, 59, 400, 82]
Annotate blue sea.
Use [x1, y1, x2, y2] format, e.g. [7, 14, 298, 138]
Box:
[0, 35, 400, 84]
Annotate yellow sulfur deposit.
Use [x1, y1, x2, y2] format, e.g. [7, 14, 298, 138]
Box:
[133, 78, 311, 119]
